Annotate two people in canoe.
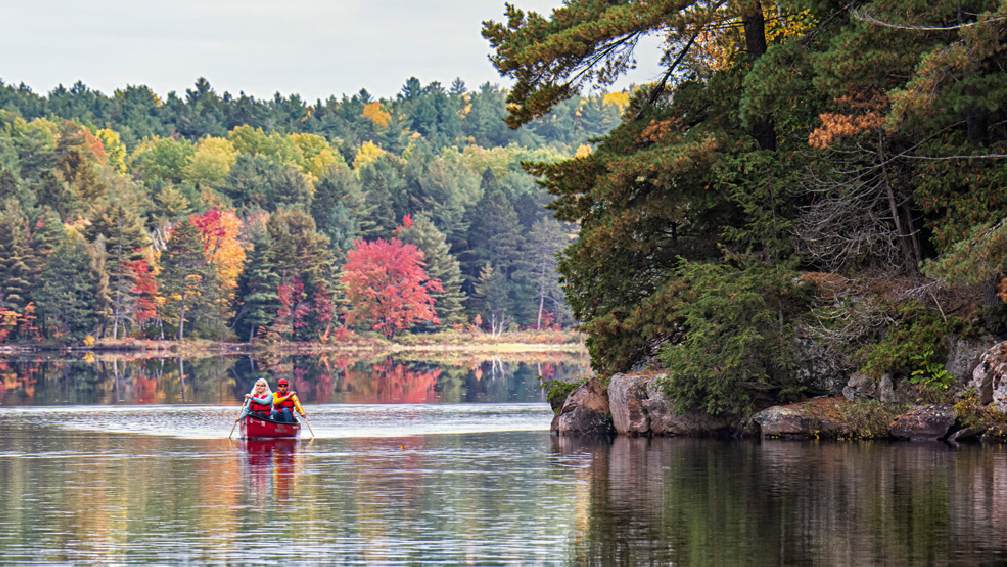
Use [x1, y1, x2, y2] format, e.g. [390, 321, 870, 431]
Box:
[244, 377, 307, 423]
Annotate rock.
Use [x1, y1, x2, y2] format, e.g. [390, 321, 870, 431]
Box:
[608, 373, 651, 434]
[751, 397, 852, 439]
[878, 374, 897, 403]
[967, 341, 1007, 409]
[948, 427, 979, 444]
[888, 405, 955, 441]
[794, 331, 850, 394]
[551, 379, 613, 436]
[606, 373, 734, 436]
[843, 372, 877, 401]
[947, 335, 995, 384]
[642, 381, 734, 436]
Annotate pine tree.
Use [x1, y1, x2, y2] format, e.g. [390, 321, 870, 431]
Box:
[0, 199, 34, 313]
[397, 214, 467, 327]
[233, 228, 280, 342]
[473, 263, 511, 336]
[311, 163, 367, 259]
[464, 175, 523, 283]
[160, 220, 219, 340]
[35, 234, 99, 340]
[87, 204, 147, 338]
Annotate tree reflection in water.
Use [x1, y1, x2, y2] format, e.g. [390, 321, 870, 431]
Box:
[0, 352, 589, 405]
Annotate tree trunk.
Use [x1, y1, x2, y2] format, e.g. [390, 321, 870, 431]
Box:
[741, 1, 777, 151]
[177, 304, 185, 341]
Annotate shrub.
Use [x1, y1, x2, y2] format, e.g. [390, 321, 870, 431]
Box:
[858, 301, 954, 381]
[657, 261, 809, 416]
[546, 379, 583, 415]
[838, 399, 903, 439]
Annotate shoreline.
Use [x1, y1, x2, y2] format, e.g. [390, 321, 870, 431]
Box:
[0, 332, 588, 358]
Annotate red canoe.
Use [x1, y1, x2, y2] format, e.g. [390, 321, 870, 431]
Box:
[238, 413, 301, 439]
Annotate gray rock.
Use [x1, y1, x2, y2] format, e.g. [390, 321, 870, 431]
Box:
[879, 374, 897, 403]
[551, 379, 613, 436]
[606, 373, 735, 436]
[888, 405, 956, 441]
[794, 333, 850, 394]
[967, 341, 1007, 409]
[642, 380, 734, 436]
[607, 373, 651, 434]
[947, 335, 995, 384]
[843, 372, 877, 401]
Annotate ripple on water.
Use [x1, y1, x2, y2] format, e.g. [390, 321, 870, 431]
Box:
[0, 403, 554, 440]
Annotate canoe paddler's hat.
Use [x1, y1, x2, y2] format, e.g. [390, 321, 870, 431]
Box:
[277, 378, 290, 387]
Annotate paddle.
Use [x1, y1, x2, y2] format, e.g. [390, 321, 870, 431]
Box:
[300, 413, 316, 439]
[228, 399, 249, 439]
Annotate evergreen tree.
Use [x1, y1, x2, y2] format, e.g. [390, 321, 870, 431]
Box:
[87, 204, 147, 338]
[233, 228, 280, 342]
[160, 220, 220, 340]
[0, 200, 33, 312]
[35, 234, 99, 340]
[473, 263, 511, 336]
[464, 174, 523, 281]
[311, 163, 367, 259]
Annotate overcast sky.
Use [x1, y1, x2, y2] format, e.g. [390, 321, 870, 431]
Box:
[0, 0, 663, 100]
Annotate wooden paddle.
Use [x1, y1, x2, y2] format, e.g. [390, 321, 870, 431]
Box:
[228, 399, 250, 439]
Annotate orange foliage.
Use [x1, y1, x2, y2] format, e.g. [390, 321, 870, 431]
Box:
[809, 94, 887, 149]
[361, 102, 392, 129]
[190, 209, 246, 291]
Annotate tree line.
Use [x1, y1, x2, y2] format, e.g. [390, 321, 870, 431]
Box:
[485, 0, 1007, 415]
[0, 77, 628, 343]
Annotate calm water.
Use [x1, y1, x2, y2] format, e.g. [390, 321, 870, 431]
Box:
[1, 354, 1007, 565]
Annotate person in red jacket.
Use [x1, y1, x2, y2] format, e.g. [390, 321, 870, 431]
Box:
[244, 378, 273, 418]
[271, 378, 306, 423]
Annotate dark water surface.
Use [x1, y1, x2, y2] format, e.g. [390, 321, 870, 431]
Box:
[1, 354, 1006, 565]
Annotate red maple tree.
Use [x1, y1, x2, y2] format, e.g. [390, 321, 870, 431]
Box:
[341, 238, 442, 338]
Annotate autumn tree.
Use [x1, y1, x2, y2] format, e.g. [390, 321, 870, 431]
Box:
[342, 238, 442, 338]
[396, 214, 467, 327]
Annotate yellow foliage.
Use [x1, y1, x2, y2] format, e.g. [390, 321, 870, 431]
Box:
[575, 144, 593, 158]
[82, 335, 96, 348]
[362, 102, 392, 129]
[602, 91, 630, 111]
[184, 137, 236, 187]
[353, 140, 386, 169]
[95, 129, 127, 173]
[289, 133, 345, 178]
[694, 7, 817, 72]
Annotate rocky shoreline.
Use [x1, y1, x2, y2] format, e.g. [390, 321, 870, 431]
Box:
[552, 339, 1007, 443]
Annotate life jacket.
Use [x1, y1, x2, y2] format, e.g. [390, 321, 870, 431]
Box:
[273, 393, 297, 410]
[249, 398, 271, 413]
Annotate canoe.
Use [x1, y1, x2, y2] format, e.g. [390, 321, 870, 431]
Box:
[238, 413, 301, 439]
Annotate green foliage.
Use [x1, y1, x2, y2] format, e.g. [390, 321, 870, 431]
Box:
[858, 302, 952, 380]
[35, 234, 100, 340]
[657, 261, 808, 416]
[546, 379, 583, 415]
[908, 347, 954, 392]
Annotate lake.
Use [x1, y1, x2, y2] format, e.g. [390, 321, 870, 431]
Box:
[1, 353, 1006, 565]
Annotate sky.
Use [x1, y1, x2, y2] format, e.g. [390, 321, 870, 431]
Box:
[0, 0, 664, 100]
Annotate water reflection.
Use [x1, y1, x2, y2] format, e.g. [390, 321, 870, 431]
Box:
[553, 436, 1007, 566]
[0, 352, 589, 406]
[242, 439, 300, 501]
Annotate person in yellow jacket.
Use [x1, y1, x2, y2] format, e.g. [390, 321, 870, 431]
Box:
[270, 378, 306, 423]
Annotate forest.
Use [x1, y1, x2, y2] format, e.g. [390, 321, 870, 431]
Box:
[0, 76, 627, 343]
[484, 0, 1007, 415]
